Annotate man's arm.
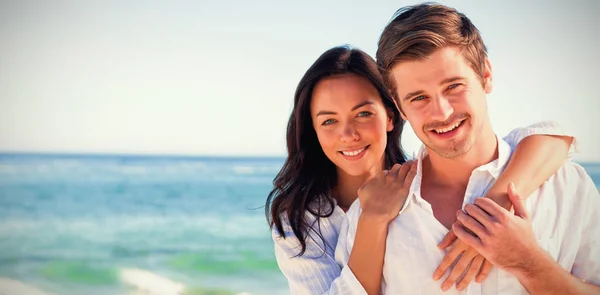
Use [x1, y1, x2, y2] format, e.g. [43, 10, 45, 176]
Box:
[511, 249, 599, 295]
[434, 130, 574, 290]
[453, 182, 600, 294]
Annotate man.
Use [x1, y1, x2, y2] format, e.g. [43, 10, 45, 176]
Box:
[335, 3, 600, 294]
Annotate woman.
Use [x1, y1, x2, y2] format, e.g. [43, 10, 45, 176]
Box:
[265, 45, 573, 294]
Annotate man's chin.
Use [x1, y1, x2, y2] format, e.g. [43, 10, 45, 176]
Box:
[426, 142, 470, 159]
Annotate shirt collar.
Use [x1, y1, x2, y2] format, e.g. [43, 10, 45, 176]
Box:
[404, 135, 513, 209]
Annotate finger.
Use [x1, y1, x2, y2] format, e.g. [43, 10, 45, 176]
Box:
[476, 259, 493, 283]
[463, 203, 493, 228]
[508, 182, 529, 220]
[473, 197, 507, 218]
[456, 255, 484, 291]
[433, 239, 466, 281]
[456, 210, 486, 237]
[437, 227, 457, 249]
[402, 161, 417, 188]
[441, 251, 477, 291]
[394, 162, 412, 181]
[452, 223, 482, 249]
[388, 163, 402, 178]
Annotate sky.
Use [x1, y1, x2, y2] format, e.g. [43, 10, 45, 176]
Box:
[0, 0, 598, 161]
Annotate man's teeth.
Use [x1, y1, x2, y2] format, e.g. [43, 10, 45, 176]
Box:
[434, 121, 462, 134]
[342, 147, 365, 156]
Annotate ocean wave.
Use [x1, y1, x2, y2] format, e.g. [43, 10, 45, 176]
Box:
[119, 268, 251, 295]
[120, 268, 185, 295]
[168, 251, 279, 275]
[0, 156, 285, 184]
[231, 165, 280, 176]
[0, 214, 274, 266]
[0, 214, 269, 239]
[38, 261, 119, 286]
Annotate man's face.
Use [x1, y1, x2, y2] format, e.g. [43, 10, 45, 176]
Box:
[391, 46, 493, 159]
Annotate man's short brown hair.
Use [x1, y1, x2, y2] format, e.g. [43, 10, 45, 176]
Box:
[376, 3, 488, 101]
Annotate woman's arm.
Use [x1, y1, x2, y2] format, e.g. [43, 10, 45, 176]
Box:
[487, 133, 573, 209]
[275, 162, 417, 295]
[345, 214, 389, 295]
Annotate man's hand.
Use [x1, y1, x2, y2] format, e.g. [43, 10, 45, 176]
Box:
[434, 229, 493, 291]
[452, 183, 541, 272]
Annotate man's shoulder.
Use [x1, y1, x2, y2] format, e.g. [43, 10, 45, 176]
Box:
[538, 160, 598, 205]
[547, 160, 594, 187]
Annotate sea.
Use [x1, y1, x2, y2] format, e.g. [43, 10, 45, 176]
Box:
[0, 153, 598, 295]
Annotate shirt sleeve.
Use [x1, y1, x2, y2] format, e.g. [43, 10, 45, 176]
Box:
[272, 217, 368, 295]
[570, 165, 600, 285]
[502, 121, 577, 157]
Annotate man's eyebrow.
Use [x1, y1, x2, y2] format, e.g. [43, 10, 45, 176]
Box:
[439, 76, 466, 85]
[403, 90, 424, 101]
[401, 77, 467, 101]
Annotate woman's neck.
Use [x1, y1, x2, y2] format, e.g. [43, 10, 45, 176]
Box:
[333, 160, 384, 212]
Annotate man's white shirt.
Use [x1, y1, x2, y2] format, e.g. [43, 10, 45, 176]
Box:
[335, 135, 599, 294]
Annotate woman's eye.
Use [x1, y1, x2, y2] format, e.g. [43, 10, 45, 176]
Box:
[357, 111, 372, 117]
[322, 119, 336, 126]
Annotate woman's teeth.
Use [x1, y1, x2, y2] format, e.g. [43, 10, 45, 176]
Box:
[341, 147, 365, 156]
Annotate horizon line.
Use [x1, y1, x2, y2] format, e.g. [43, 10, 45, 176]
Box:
[0, 150, 287, 160]
[1, 150, 599, 164]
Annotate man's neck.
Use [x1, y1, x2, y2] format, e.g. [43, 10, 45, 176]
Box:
[424, 128, 499, 188]
[419, 128, 499, 229]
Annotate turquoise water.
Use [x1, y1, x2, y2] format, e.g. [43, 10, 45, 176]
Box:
[0, 153, 598, 294]
[0, 154, 288, 295]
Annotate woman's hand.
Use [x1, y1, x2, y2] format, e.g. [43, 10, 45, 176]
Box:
[357, 161, 417, 224]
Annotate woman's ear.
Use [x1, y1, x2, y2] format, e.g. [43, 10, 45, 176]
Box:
[387, 114, 394, 132]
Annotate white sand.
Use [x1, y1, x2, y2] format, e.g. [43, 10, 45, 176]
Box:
[0, 278, 55, 295]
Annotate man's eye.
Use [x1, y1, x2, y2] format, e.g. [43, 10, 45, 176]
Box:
[412, 95, 426, 102]
[448, 83, 461, 90]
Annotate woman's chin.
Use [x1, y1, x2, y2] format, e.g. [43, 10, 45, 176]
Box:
[337, 166, 372, 178]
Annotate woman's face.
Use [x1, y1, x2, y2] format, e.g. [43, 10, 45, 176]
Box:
[310, 73, 393, 178]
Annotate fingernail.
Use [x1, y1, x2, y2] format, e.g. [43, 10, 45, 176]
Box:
[433, 274, 440, 280]
[441, 284, 449, 291]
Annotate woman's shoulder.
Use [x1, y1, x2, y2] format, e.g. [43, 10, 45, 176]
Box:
[271, 196, 344, 254]
[273, 197, 343, 234]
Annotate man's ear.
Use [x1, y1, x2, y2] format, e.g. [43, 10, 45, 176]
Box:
[399, 109, 407, 121]
[483, 58, 493, 94]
